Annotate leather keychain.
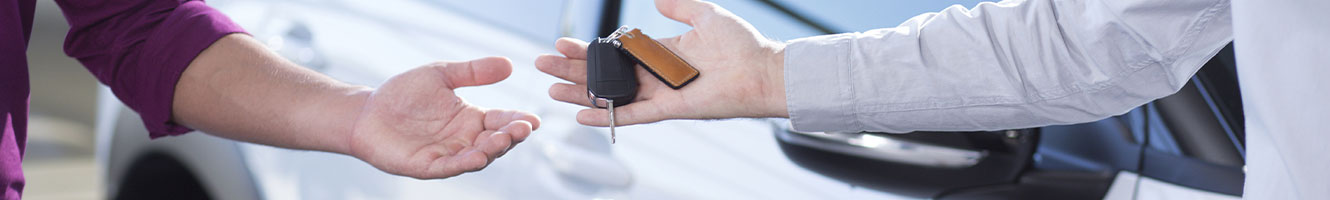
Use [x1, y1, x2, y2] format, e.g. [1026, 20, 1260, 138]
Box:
[610, 26, 700, 89]
[585, 26, 701, 143]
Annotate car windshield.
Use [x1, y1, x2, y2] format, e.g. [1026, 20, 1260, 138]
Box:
[621, 0, 990, 40]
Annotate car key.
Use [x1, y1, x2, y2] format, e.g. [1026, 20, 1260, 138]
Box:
[586, 26, 702, 143]
[586, 27, 639, 143]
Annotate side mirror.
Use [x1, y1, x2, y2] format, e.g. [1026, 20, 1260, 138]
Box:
[777, 129, 987, 169]
[775, 123, 1038, 198]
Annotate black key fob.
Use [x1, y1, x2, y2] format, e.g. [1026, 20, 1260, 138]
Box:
[586, 37, 638, 107]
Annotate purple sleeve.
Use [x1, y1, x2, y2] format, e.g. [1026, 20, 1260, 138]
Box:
[55, 0, 246, 138]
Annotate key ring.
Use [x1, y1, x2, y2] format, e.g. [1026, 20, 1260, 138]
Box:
[607, 26, 634, 39]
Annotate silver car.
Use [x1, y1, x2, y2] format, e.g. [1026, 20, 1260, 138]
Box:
[97, 0, 1244, 199]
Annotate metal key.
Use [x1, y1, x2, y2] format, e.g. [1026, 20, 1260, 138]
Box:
[607, 99, 616, 143]
[587, 27, 639, 144]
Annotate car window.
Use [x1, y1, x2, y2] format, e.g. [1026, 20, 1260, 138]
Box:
[620, 0, 989, 40]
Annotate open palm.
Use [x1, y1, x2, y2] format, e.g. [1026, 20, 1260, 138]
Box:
[537, 0, 786, 127]
[349, 57, 540, 179]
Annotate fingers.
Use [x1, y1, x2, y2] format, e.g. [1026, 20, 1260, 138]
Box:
[555, 37, 590, 59]
[549, 83, 595, 107]
[471, 120, 528, 162]
[535, 54, 588, 84]
[483, 109, 541, 142]
[537, 38, 590, 85]
[575, 104, 667, 127]
[425, 120, 530, 179]
[437, 56, 514, 88]
[496, 121, 533, 145]
[473, 129, 513, 162]
[431, 148, 489, 179]
[655, 0, 717, 26]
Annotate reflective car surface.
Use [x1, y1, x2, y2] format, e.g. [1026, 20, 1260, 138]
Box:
[98, 0, 976, 199]
[97, 0, 1242, 199]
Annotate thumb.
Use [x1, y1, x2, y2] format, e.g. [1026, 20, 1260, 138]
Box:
[439, 57, 514, 88]
[655, 0, 718, 27]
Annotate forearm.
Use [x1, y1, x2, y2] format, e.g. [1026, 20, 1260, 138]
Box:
[172, 34, 368, 154]
[782, 0, 1233, 132]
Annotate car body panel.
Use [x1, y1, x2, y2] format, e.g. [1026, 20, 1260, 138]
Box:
[222, 1, 909, 198]
[1103, 171, 1241, 200]
[98, 0, 911, 199]
[95, 87, 261, 200]
[98, 0, 1243, 199]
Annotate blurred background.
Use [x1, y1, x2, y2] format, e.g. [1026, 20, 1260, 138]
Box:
[24, 0, 1251, 199]
[18, 0, 1116, 200]
[24, 0, 103, 199]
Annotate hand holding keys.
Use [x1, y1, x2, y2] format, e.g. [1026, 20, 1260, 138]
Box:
[539, 0, 791, 144]
[586, 26, 700, 143]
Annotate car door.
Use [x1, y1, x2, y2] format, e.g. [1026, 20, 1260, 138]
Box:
[215, 0, 915, 199]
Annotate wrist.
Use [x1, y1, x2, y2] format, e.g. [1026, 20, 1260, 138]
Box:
[761, 41, 789, 118]
[306, 84, 373, 155]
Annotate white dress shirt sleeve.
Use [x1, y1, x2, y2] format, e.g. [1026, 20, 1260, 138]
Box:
[782, 0, 1234, 133]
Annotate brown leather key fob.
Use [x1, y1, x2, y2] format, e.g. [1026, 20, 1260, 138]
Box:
[610, 27, 700, 89]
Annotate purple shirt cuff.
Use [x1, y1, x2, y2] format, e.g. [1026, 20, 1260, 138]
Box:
[140, 1, 246, 138]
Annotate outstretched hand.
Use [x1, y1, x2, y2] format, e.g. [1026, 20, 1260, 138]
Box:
[349, 57, 541, 179]
[174, 34, 539, 180]
[536, 0, 787, 127]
